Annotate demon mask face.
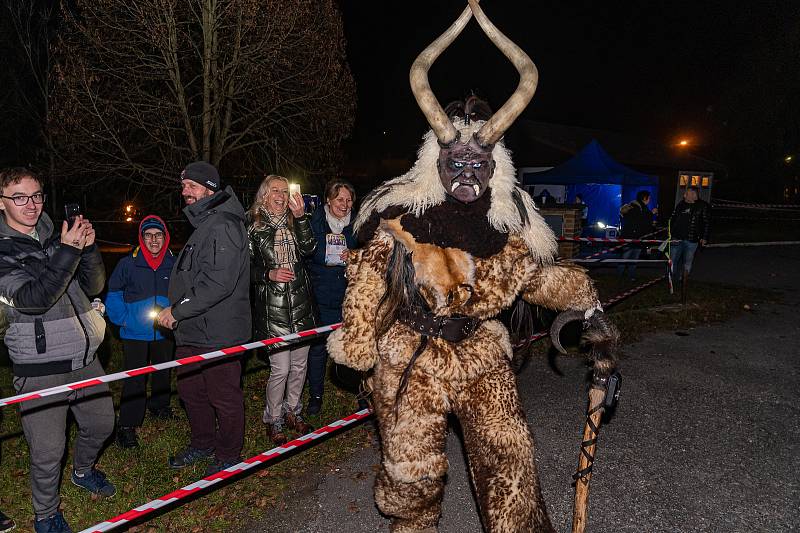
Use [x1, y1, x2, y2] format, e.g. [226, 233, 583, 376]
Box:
[438, 136, 495, 203]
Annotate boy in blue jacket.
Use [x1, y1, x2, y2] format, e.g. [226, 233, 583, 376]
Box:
[106, 215, 175, 447]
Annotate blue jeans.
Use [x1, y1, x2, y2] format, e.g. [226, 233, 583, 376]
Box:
[617, 247, 642, 279]
[670, 240, 699, 281]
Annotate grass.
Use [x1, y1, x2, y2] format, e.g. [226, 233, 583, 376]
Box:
[0, 273, 777, 532]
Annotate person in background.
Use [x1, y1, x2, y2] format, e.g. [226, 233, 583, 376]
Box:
[106, 215, 176, 448]
[158, 161, 251, 476]
[669, 186, 711, 303]
[248, 175, 318, 445]
[305, 179, 360, 415]
[617, 190, 657, 281]
[575, 193, 589, 229]
[0, 167, 114, 533]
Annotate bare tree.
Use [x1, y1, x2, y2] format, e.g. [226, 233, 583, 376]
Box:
[51, 0, 356, 200]
[2, 0, 61, 212]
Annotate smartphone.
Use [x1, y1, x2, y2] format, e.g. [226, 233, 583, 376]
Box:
[64, 203, 81, 229]
[289, 183, 301, 196]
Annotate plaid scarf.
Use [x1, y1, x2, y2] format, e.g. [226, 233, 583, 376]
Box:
[264, 209, 297, 268]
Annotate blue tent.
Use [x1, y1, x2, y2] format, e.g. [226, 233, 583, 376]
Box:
[521, 140, 658, 228]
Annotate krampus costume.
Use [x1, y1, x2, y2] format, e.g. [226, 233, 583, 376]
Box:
[328, 2, 618, 531]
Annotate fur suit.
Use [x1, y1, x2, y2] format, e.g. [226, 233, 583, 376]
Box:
[328, 121, 611, 532]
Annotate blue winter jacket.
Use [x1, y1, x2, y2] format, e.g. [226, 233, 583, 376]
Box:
[106, 247, 175, 341]
[306, 206, 357, 310]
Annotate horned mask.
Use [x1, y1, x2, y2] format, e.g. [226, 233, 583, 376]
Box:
[410, 0, 538, 204]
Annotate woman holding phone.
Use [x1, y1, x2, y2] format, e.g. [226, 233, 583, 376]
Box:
[247, 175, 318, 445]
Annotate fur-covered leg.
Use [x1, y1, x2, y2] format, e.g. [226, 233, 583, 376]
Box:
[372, 366, 449, 532]
[453, 366, 556, 533]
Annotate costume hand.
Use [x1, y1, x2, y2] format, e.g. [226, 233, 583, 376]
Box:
[269, 267, 295, 282]
[61, 216, 89, 250]
[157, 306, 177, 329]
[288, 192, 305, 218]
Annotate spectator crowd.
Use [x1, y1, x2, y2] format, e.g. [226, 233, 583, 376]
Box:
[0, 163, 359, 533]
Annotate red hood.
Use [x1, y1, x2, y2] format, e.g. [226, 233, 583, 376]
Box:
[138, 215, 171, 271]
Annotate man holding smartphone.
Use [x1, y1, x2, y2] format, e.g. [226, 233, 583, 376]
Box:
[157, 161, 251, 476]
[0, 167, 114, 533]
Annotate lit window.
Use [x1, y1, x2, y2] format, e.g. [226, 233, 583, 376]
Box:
[680, 175, 688, 186]
[691, 176, 700, 186]
[701, 177, 710, 188]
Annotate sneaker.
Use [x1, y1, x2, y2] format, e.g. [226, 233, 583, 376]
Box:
[34, 512, 70, 533]
[205, 456, 243, 477]
[266, 420, 288, 446]
[306, 395, 323, 415]
[149, 407, 175, 420]
[0, 509, 16, 533]
[71, 468, 116, 498]
[116, 426, 139, 448]
[286, 411, 313, 434]
[168, 445, 214, 468]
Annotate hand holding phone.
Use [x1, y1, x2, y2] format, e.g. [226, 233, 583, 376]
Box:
[64, 203, 81, 229]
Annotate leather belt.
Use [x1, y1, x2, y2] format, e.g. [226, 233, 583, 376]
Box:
[399, 306, 481, 343]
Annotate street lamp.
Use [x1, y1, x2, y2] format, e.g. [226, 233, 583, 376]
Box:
[785, 155, 794, 164]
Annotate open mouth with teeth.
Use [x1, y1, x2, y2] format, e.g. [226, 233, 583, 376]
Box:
[450, 179, 482, 202]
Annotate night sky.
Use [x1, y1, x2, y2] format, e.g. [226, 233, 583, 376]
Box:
[340, 1, 799, 161]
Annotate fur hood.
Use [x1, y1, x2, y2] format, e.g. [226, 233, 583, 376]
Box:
[355, 119, 557, 264]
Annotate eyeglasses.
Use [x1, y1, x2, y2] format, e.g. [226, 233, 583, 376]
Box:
[1, 193, 46, 206]
[143, 232, 165, 241]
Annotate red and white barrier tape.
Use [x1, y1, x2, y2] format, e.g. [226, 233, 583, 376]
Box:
[581, 227, 666, 260]
[705, 240, 800, 248]
[78, 409, 373, 533]
[557, 236, 666, 244]
[602, 275, 666, 307]
[713, 199, 800, 209]
[0, 324, 341, 408]
[572, 258, 669, 264]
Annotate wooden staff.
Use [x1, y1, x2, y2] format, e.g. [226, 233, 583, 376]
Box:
[571, 382, 610, 533]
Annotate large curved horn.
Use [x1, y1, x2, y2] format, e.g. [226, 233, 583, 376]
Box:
[409, 3, 476, 146]
[468, 0, 538, 147]
[549, 309, 586, 354]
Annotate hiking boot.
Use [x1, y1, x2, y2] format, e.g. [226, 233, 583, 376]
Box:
[266, 420, 288, 446]
[168, 445, 214, 469]
[34, 512, 71, 533]
[286, 411, 314, 434]
[71, 468, 116, 498]
[0, 509, 16, 533]
[306, 395, 323, 415]
[116, 426, 139, 449]
[149, 407, 175, 420]
[205, 456, 243, 477]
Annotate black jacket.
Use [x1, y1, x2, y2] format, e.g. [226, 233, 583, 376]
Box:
[169, 186, 251, 349]
[249, 212, 318, 339]
[620, 200, 655, 239]
[669, 199, 711, 242]
[0, 212, 106, 377]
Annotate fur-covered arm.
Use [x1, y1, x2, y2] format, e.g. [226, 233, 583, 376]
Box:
[521, 261, 601, 312]
[522, 260, 618, 377]
[326, 233, 393, 371]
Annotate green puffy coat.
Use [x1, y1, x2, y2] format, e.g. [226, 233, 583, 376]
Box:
[248, 214, 318, 340]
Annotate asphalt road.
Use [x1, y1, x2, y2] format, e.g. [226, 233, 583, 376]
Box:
[246, 245, 800, 533]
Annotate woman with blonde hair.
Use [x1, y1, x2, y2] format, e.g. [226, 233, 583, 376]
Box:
[248, 175, 318, 445]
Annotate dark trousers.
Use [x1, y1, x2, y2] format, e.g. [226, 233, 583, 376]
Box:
[307, 304, 342, 398]
[119, 338, 174, 427]
[176, 345, 244, 462]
